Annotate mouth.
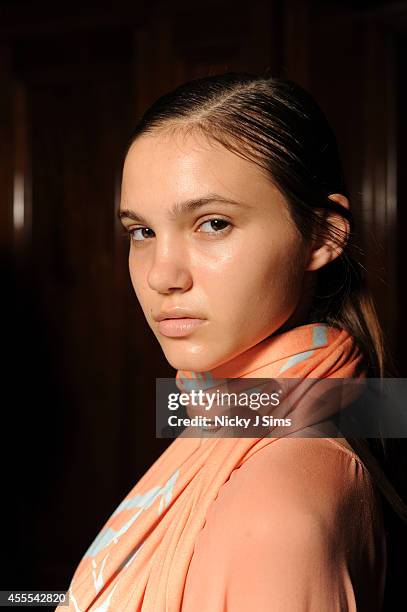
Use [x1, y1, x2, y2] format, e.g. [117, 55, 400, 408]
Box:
[157, 317, 207, 338]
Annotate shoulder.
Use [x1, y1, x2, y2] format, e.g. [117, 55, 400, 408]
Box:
[182, 438, 386, 611]
[204, 437, 374, 548]
[221, 437, 369, 511]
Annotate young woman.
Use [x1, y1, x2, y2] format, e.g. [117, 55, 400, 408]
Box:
[58, 72, 406, 611]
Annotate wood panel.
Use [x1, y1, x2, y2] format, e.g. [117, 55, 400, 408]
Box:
[309, 2, 406, 374]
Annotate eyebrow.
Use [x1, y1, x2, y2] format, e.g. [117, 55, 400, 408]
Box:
[117, 194, 250, 225]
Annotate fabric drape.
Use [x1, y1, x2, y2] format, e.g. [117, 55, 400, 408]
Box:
[57, 322, 386, 611]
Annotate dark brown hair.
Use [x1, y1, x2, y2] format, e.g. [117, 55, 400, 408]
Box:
[124, 71, 407, 522]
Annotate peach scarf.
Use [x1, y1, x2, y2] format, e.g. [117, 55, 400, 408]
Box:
[58, 322, 366, 611]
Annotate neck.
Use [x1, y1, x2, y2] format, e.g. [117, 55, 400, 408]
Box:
[176, 321, 366, 394]
[273, 272, 317, 337]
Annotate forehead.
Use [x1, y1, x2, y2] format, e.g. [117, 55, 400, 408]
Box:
[121, 131, 281, 207]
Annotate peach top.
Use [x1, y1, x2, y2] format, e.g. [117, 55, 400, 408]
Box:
[181, 436, 386, 611]
[57, 323, 386, 611]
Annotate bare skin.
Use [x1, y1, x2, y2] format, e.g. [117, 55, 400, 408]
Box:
[119, 130, 349, 375]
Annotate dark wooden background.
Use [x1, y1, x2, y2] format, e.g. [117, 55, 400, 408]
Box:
[1, 0, 406, 609]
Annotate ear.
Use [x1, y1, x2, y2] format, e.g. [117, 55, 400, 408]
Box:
[305, 193, 350, 272]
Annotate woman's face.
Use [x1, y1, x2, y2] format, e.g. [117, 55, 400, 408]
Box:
[119, 130, 309, 372]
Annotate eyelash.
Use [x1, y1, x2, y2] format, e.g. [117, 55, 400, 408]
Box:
[121, 217, 232, 244]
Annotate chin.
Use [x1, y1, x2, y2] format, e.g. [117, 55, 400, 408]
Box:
[164, 355, 213, 373]
[161, 345, 219, 373]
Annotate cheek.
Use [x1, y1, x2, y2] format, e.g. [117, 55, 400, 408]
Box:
[198, 234, 305, 320]
[128, 254, 148, 304]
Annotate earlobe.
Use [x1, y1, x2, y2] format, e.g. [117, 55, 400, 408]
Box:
[305, 244, 337, 272]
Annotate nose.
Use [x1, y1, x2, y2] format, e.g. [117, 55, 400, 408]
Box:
[147, 238, 193, 294]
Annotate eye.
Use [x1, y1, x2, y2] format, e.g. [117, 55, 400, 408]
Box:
[198, 218, 231, 235]
[128, 227, 155, 242]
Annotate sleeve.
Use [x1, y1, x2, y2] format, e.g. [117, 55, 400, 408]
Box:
[181, 438, 381, 612]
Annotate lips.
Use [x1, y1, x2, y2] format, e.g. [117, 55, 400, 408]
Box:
[153, 306, 207, 337]
[154, 308, 205, 322]
[157, 317, 207, 338]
